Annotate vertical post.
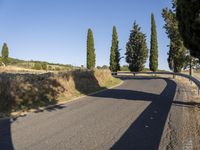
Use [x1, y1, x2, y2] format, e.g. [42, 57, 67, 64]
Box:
[173, 74, 175, 79]
[189, 57, 192, 76]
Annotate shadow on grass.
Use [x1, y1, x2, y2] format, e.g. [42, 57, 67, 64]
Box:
[0, 73, 66, 114]
[70, 70, 105, 94]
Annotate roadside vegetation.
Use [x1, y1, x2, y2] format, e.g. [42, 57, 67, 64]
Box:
[0, 69, 121, 116]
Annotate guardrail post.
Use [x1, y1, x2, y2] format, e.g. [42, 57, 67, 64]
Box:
[173, 74, 175, 79]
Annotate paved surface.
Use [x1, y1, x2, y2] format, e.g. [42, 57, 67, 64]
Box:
[0, 77, 178, 150]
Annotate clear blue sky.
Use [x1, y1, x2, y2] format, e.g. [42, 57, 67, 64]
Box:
[0, 0, 171, 70]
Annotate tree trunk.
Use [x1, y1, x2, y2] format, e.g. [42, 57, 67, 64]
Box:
[189, 57, 192, 76]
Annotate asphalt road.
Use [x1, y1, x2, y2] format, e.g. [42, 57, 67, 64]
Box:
[0, 76, 177, 150]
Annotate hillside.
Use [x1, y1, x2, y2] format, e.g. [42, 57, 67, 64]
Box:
[0, 57, 78, 72]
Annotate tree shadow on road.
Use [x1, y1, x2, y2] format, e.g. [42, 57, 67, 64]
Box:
[0, 118, 15, 150]
[92, 77, 177, 150]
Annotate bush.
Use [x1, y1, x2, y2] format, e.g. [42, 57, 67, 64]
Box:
[41, 63, 47, 70]
[32, 63, 42, 70]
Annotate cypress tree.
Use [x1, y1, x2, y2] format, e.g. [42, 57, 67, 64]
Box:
[176, 0, 200, 58]
[1, 43, 9, 66]
[162, 1, 186, 73]
[149, 13, 158, 72]
[125, 22, 148, 72]
[109, 26, 120, 72]
[86, 29, 96, 69]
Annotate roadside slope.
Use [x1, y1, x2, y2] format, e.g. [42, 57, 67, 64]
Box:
[0, 69, 121, 116]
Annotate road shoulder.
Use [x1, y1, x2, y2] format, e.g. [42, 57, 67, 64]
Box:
[159, 78, 200, 150]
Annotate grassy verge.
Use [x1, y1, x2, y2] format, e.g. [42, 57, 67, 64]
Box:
[0, 69, 122, 117]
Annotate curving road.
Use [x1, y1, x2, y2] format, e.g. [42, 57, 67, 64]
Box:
[0, 77, 178, 150]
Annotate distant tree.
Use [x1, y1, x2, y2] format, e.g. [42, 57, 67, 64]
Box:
[120, 65, 130, 71]
[97, 66, 101, 69]
[33, 62, 42, 70]
[86, 28, 96, 69]
[125, 22, 148, 72]
[109, 26, 120, 72]
[1, 43, 9, 66]
[102, 65, 109, 69]
[162, 2, 186, 72]
[41, 63, 47, 70]
[48, 66, 53, 70]
[176, 0, 200, 58]
[183, 50, 199, 76]
[149, 13, 158, 72]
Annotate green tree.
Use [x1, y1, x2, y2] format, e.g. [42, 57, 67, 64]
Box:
[86, 28, 96, 69]
[41, 63, 47, 70]
[162, 1, 186, 72]
[33, 62, 42, 70]
[176, 0, 200, 58]
[125, 22, 148, 72]
[149, 13, 158, 72]
[1, 43, 9, 66]
[109, 26, 120, 72]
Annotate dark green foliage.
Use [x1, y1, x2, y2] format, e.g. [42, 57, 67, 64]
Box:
[167, 41, 185, 72]
[149, 14, 158, 72]
[1, 43, 9, 65]
[87, 29, 96, 69]
[176, 0, 200, 58]
[41, 63, 47, 70]
[183, 50, 199, 72]
[125, 22, 148, 72]
[162, 2, 186, 72]
[109, 26, 120, 72]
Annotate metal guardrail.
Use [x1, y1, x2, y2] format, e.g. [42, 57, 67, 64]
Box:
[113, 71, 200, 95]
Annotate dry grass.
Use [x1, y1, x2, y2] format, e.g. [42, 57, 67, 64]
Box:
[175, 76, 200, 126]
[0, 66, 47, 73]
[0, 69, 121, 115]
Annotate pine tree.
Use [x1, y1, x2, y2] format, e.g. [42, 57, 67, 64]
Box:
[109, 26, 120, 72]
[86, 29, 96, 69]
[1, 43, 9, 66]
[162, 1, 186, 73]
[125, 22, 148, 72]
[177, 0, 200, 58]
[149, 13, 158, 72]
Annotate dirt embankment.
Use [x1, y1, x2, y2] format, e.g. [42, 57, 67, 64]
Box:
[0, 69, 121, 116]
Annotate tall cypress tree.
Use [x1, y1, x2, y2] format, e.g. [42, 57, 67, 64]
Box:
[86, 29, 96, 69]
[162, 1, 186, 73]
[125, 22, 148, 72]
[1, 43, 9, 66]
[149, 13, 158, 72]
[110, 26, 120, 72]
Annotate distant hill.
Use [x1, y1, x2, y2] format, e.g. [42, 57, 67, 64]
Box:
[0, 57, 79, 71]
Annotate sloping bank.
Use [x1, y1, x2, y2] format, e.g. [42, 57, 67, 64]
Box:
[0, 69, 121, 116]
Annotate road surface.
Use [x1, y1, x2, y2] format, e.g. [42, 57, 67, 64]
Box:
[0, 76, 189, 150]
